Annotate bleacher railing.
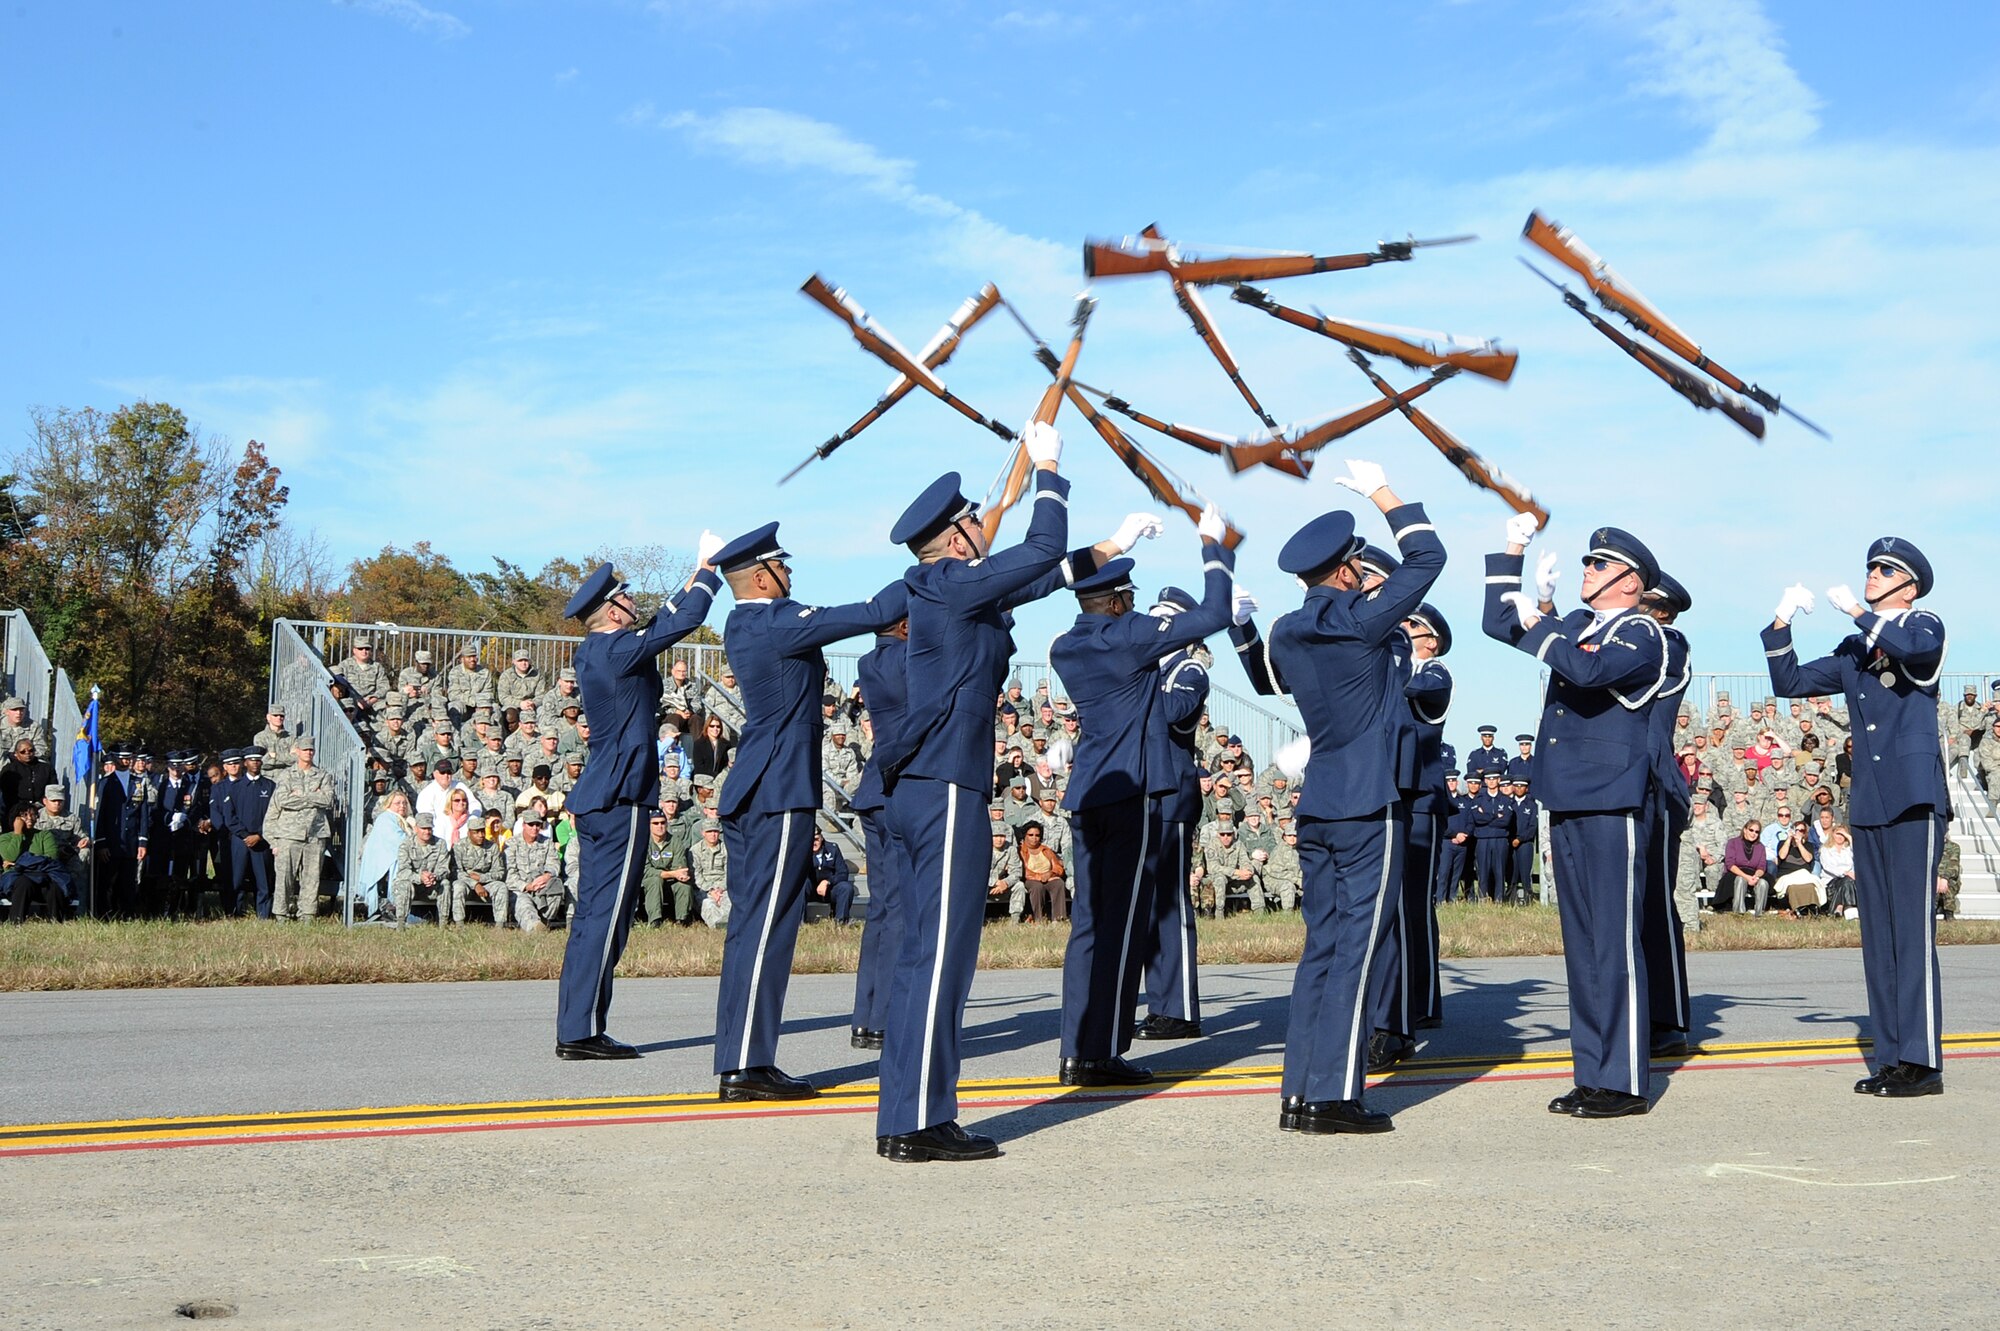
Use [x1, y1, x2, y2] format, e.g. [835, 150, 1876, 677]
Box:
[2, 609, 85, 807]
[270, 620, 372, 925]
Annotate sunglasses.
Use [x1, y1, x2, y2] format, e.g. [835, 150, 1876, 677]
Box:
[1583, 558, 1626, 573]
[1867, 562, 1901, 578]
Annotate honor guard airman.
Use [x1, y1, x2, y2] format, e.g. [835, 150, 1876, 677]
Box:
[1487, 516, 1668, 1118]
[1434, 770, 1472, 904]
[708, 522, 904, 1102]
[847, 586, 911, 1052]
[1468, 773, 1514, 903]
[1050, 506, 1241, 1086]
[556, 551, 722, 1060]
[1763, 538, 1948, 1097]
[1229, 459, 1445, 1134]
[1640, 572, 1696, 1055]
[1465, 724, 1507, 783]
[1507, 734, 1535, 784]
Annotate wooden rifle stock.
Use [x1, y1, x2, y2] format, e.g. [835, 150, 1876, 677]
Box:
[1230, 283, 1518, 383]
[1078, 385, 1312, 481]
[784, 283, 1003, 483]
[1219, 369, 1457, 475]
[1083, 233, 1474, 285]
[1520, 260, 1765, 439]
[1348, 350, 1549, 526]
[1523, 212, 1824, 436]
[801, 274, 1016, 442]
[1129, 225, 1282, 430]
[981, 294, 1095, 544]
[1063, 382, 1245, 550]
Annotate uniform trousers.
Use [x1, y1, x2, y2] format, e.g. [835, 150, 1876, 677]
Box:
[713, 806, 815, 1075]
[557, 803, 647, 1044]
[1473, 836, 1508, 901]
[1509, 838, 1535, 900]
[1370, 807, 1441, 1040]
[271, 838, 323, 920]
[851, 807, 908, 1036]
[878, 776, 990, 1138]
[1287, 804, 1405, 1104]
[1640, 796, 1691, 1034]
[1852, 809, 1945, 1072]
[1548, 810, 1652, 1096]
[1433, 836, 1467, 904]
[1061, 796, 1155, 1060]
[230, 839, 273, 919]
[1140, 808, 1200, 1025]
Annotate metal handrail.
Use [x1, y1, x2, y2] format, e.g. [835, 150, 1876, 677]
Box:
[270, 620, 372, 925]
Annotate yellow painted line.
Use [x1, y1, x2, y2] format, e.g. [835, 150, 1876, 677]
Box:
[7, 1031, 1997, 1156]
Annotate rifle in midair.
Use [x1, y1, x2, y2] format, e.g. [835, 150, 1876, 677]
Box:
[1520, 260, 1767, 440]
[981, 294, 1095, 543]
[1347, 349, 1549, 526]
[1119, 225, 1282, 431]
[1229, 283, 1518, 383]
[1522, 211, 1824, 437]
[1216, 368, 1460, 475]
[1070, 383, 1312, 481]
[1083, 231, 1477, 284]
[801, 275, 1017, 442]
[782, 283, 1002, 484]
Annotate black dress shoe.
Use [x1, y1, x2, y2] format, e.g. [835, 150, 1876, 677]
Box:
[1134, 1014, 1203, 1041]
[556, 1034, 641, 1061]
[1853, 1066, 1895, 1094]
[877, 1120, 1000, 1163]
[850, 1027, 885, 1050]
[1874, 1063, 1943, 1098]
[1278, 1094, 1305, 1132]
[1415, 1015, 1444, 1031]
[1058, 1056, 1154, 1087]
[718, 1066, 818, 1102]
[1295, 1099, 1394, 1135]
[1547, 1085, 1585, 1115]
[1650, 1029, 1692, 1058]
[1570, 1087, 1649, 1118]
[1367, 1032, 1415, 1073]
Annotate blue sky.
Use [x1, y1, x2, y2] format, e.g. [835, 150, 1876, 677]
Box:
[5, 1, 1998, 742]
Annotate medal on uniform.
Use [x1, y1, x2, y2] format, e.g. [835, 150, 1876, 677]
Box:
[1879, 671, 1896, 688]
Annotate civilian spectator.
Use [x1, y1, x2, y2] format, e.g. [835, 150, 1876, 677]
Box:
[0, 739, 55, 813]
[3, 801, 70, 922]
[1017, 820, 1066, 923]
[1723, 819, 1770, 914]
[690, 715, 733, 781]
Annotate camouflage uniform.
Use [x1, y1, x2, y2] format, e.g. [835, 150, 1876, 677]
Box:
[988, 834, 1024, 920]
[445, 649, 496, 719]
[392, 832, 455, 923]
[1976, 726, 2000, 803]
[0, 705, 52, 762]
[692, 829, 730, 927]
[450, 833, 508, 926]
[506, 833, 569, 932]
[1261, 836, 1303, 911]
[497, 661, 542, 710]
[339, 651, 391, 703]
[1678, 806, 1724, 927]
[1205, 835, 1260, 913]
[264, 757, 339, 920]
[253, 723, 295, 772]
[643, 823, 695, 925]
[1937, 839, 1961, 919]
[396, 662, 439, 710]
[821, 738, 862, 813]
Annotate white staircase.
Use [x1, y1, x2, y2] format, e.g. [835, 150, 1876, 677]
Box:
[1948, 767, 2000, 919]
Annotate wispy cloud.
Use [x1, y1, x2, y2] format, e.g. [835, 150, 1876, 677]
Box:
[333, 0, 470, 41]
[1611, 0, 1820, 149]
[553, 66, 580, 85]
[994, 9, 1088, 34]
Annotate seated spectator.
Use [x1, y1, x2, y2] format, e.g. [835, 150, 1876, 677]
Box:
[0, 739, 54, 813]
[1722, 820, 1770, 914]
[436, 787, 478, 848]
[391, 811, 455, 925]
[1819, 824, 1857, 915]
[506, 812, 569, 933]
[451, 815, 509, 927]
[1017, 820, 1066, 923]
[693, 818, 729, 928]
[807, 828, 856, 923]
[3, 801, 70, 922]
[986, 821, 1022, 920]
[1206, 823, 1260, 916]
[642, 811, 695, 927]
[1770, 818, 1822, 915]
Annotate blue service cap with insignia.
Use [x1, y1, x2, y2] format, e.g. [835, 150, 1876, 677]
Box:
[891, 473, 977, 550]
[564, 562, 627, 621]
[1646, 570, 1693, 615]
[1867, 536, 1933, 598]
[1356, 544, 1400, 578]
[1073, 558, 1137, 599]
[1444, 769, 1461, 778]
[1278, 511, 1366, 579]
[221, 748, 243, 762]
[1154, 584, 1197, 613]
[1407, 602, 1452, 656]
[712, 523, 789, 576]
[1477, 725, 1497, 736]
[1583, 526, 1660, 591]
[1515, 733, 1534, 743]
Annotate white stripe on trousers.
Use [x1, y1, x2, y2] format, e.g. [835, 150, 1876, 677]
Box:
[736, 810, 796, 1072]
[1343, 806, 1398, 1101]
[589, 805, 642, 1038]
[1660, 811, 1686, 1027]
[1624, 814, 1641, 1092]
[918, 785, 957, 1128]
[1923, 815, 1939, 1068]
[1176, 822, 1194, 1019]
[1109, 804, 1152, 1039]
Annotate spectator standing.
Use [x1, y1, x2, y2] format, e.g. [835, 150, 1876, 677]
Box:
[265, 735, 339, 921]
[253, 707, 295, 772]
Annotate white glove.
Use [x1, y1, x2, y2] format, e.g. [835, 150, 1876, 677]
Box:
[1331, 458, 1388, 497]
[1020, 420, 1062, 467]
[1230, 584, 1259, 626]
[1499, 591, 1539, 629]
[1534, 551, 1561, 604]
[695, 529, 725, 567]
[1109, 512, 1165, 554]
[1505, 511, 1541, 548]
[1826, 584, 1861, 616]
[1773, 584, 1815, 624]
[1274, 736, 1311, 782]
[170, 812, 187, 833]
[1197, 503, 1227, 543]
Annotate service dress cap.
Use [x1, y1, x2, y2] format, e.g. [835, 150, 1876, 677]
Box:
[1355, 544, 1400, 579]
[1646, 570, 1693, 615]
[1582, 526, 1661, 591]
[1477, 725, 1497, 736]
[1866, 536, 1933, 598]
[1407, 602, 1452, 656]
[565, 563, 626, 620]
[712, 523, 789, 575]
[892, 472, 977, 550]
[1153, 584, 1197, 614]
[1277, 511, 1365, 579]
[1072, 557, 1138, 599]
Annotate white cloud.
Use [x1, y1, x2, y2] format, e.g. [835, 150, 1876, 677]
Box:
[994, 9, 1087, 34]
[554, 67, 580, 85]
[1611, 0, 1820, 150]
[333, 0, 470, 41]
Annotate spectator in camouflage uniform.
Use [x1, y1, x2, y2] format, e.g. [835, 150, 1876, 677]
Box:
[536, 667, 582, 724]
[692, 818, 729, 927]
[506, 812, 568, 932]
[339, 635, 391, 707]
[987, 819, 1023, 921]
[642, 809, 695, 926]
[450, 815, 509, 926]
[445, 640, 495, 720]
[659, 658, 699, 735]
[822, 724, 862, 814]
[1937, 838, 1961, 919]
[264, 734, 339, 921]
[1204, 823, 1259, 915]
[392, 811, 455, 924]
[397, 650, 438, 711]
[1975, 718, 2000, 804]
[498, 648, 542, 710]
[0, 697, 51, 762]
[1262, 827, 1302, 911]
[253, 706, 295, 772]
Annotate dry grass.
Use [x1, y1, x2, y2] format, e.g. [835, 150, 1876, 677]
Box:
[3, 907, 1996, 992]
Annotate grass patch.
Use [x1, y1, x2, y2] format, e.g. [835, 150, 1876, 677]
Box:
[3, 907, 1995, 992]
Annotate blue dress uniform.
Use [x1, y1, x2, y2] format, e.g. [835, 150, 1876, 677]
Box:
[810, 838, 857, 921]
[1434, 776, 1472, 904]
[1235, 501, 1445, 1123]
[1762, 538, 1947, 1091]
[1508, 782, 1539, 901]
[1139, 588, 1213, 1037]
[708, 525, 901, 1087]
[210, 754, 245, 916]
[1370, 603, 1454, 1047]
[873, 468, 1084, 1150]
[1465, 728, 1508, 783]
[558, 561, 720, 1055]
[94, 753, 147, 918]
[1640, 574, 1695, 1044]
[1468, 780, 1515, 903]
[1506, 736, 1534, 784]
[848, 587, 911, 1049]
[1484, 528, 1669, 1108]
[1051, 547, 1234, 1075]
[232, 753, 278, 919]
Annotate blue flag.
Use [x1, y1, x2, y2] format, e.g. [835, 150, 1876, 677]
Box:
[73, 688, 99, 786]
